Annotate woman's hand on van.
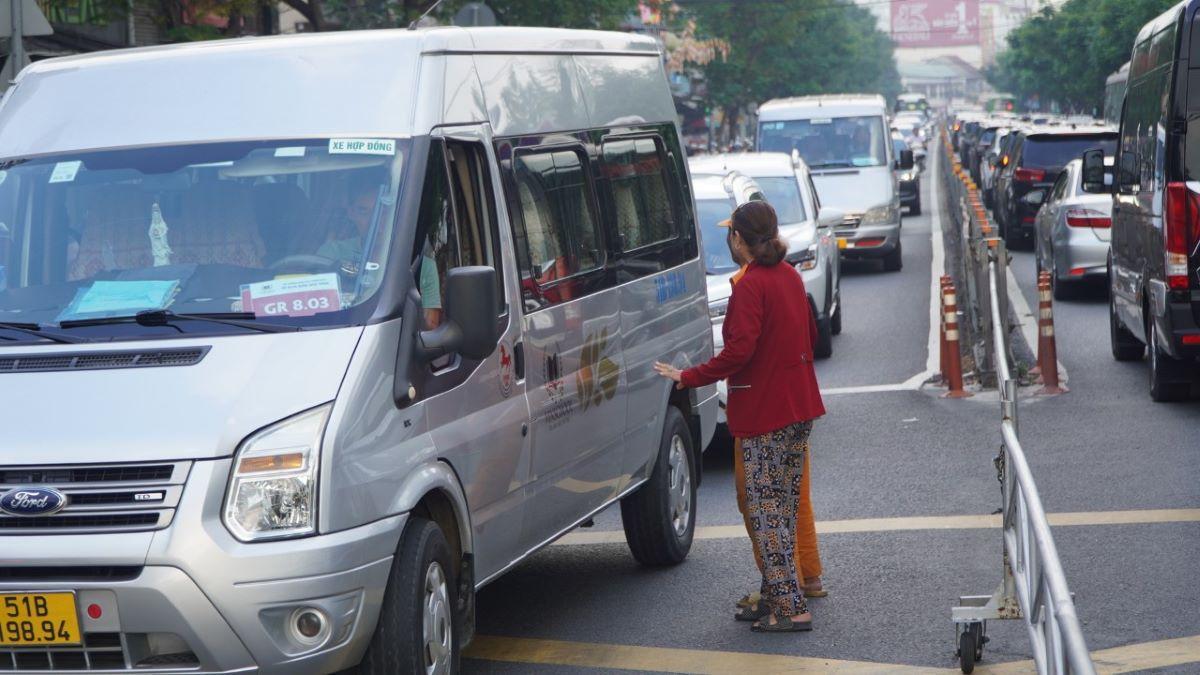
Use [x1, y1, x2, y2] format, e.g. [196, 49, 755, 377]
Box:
[654, 362, 685, 389]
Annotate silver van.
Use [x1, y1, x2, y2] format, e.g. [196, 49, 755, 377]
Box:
[756, 94, 911, 271]
[0, 27, 717, 673]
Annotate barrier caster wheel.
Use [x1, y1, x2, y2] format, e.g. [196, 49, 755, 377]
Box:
[957, 623, 984, 673]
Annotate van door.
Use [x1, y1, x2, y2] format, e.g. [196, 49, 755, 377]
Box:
[417, 129, 532, 582]
[501, 142, 625, 550]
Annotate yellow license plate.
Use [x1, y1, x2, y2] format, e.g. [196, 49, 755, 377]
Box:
[0, 593, 82, 646]
[837, 238, 849, 249]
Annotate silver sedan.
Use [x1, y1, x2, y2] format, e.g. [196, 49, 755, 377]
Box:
[1033, 158, 1112, 300]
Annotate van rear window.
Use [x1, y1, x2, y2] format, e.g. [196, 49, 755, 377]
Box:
[1022, 136, 1117, 169]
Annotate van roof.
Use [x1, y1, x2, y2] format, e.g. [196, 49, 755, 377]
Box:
[1136, 1, 1186, 45]
[0, 27, 669, 158]
[688, 152, 803, 179]
[757, 94, 887, 121]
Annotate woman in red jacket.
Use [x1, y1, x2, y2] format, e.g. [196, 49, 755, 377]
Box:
[655, 201, 825, 633]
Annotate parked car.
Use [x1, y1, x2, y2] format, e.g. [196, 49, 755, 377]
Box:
[757, 94, 910, 271]
[0, 27, 719, 672]
[1084, 0, 1200, 401]
[892, 134, 921, 215]
[1033, 158, 1113, 299]
[994, 127, 1117, 248]
[690, 153, 843, 359]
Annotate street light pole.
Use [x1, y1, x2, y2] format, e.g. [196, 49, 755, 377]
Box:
[9, 0, 26, 77]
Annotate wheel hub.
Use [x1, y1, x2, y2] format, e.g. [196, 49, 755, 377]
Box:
[423, 561, 452, 675]
[667, 434, 691, 537]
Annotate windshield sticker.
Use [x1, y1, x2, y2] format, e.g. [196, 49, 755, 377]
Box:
[240, 273, 341, 317]
[274, 146, 306, 158]
[48, 161, 82, 184]
[328, 138, 396, 156]
[810, 118, 833, 125]
[57, 279, 179, 322]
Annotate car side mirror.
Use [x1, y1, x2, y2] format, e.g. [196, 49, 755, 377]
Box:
[1080, 148, 1110, 194]
[419, 266, 501, 362]
[987, 154, 998, 167]
[1020, 189, 1047, 207]
[898, 149, 915, 170]
[817, 207, 844, 229]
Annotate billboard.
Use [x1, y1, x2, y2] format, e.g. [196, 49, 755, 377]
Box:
[892, 0, 980, 48]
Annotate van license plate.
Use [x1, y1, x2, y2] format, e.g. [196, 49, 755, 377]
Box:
[837, 238, 848, 249]
[0, 593, 82, 645]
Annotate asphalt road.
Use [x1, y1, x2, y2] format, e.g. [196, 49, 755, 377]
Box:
[463, 162, 1200, 674]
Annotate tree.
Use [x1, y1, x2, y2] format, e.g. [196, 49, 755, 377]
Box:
[281, 0, 637, 32]
[990, 0, 1176, 113]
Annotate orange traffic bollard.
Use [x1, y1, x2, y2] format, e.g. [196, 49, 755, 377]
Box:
[942, 280, 972, 398]
[1036, 272, 1067, 395]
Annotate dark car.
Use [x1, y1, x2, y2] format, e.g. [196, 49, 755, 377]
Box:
[1083, 0, 1200, 401]
[994, 128, 1116, 248]
[893, 136, 920, 215]
[970, 125, 1003, 183]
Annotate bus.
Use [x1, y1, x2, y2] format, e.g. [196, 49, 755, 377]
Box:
[1104, 61, 1129, 124]
[895, 92, 929, 114]
[981, 92, 1016, 113]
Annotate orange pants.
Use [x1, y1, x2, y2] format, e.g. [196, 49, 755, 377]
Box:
[734, 437, 822, 580]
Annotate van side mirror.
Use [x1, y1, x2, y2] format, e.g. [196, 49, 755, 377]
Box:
[419, 266, 501, 362]
[1080, 149, 1110, 194]
[817, 207, 844, 229]
[897, 149, 915, 170]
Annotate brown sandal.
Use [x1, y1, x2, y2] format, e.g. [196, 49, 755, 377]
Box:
[734, 600, 770, 622]
[751, 612, 814, 633]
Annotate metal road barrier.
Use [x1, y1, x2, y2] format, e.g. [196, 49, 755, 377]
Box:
[938, 127, 1096, 675]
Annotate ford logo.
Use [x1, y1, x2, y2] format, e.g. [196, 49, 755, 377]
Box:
[0, 487, 68, 517]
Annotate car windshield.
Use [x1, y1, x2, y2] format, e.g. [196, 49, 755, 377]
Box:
[751, 177, 806, 224]
[696, 198, 739, 275]
[1023, 136, 1117, 168]
[759, 115, 888, 169]
[0, 139, 408, 335]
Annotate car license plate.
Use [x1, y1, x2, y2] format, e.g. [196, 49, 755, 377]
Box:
[837, 238, 848, 249]
[0, 593, 82, 646]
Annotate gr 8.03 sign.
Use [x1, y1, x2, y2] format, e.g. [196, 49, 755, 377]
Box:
[891, 0, 980, 48]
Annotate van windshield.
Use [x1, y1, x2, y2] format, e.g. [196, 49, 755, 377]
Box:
[752, 177, 807, 224]
[759, 115, 888, 169]
[696, 198, 739, 275]
[1022, 135, 1116, 168]
[0, 139, 408, 336]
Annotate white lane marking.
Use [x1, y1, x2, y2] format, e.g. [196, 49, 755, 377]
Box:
[821, 383, 916, 395]
[900, 147, 946, 390]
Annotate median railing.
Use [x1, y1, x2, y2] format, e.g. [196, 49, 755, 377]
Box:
[938, 127, 1095, 675]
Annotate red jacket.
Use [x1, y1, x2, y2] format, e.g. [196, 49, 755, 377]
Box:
[681, 261, 825, 437]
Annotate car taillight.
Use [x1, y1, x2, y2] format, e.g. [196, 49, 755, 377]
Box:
[1065, 208, 1110, 229]
[1163, 182, 1199, 289]
[1001, 155, 1010, 167]
[1014, 167, 1046, 183]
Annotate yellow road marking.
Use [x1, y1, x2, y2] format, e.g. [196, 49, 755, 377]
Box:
[466, 634, 1200, 674]
[555, 508, 1200, 546]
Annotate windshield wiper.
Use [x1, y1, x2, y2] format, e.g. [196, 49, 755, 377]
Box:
[809, 162, 854, 169]
[60, 310, 299, 334]
[0, 321, 90, 344]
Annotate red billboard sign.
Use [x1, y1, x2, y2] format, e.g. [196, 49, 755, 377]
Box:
[892, 0, 980, 48]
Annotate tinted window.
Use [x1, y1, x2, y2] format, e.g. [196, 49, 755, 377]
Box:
[753, 176, 806, 224]
[1022, 136, 1117, 168]
[759, 115, 889, 168]
[512, 149, 602, 286]
[980, 129, 998, 145]
[696, 198, 737, 275]
[600, 137, 676, 251]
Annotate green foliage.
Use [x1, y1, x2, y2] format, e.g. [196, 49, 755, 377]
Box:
[990, 0, 1176, 112]
[295, 0, 638, 31]
[683, 0, 900, 110]
[38, 0, 128, 25]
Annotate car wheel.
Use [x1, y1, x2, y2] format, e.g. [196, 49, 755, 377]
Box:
[911, 192, 922, 216]
[1147, 318, 1190, 402]
[1109, 278, 1143, 362]
[882, 240, 903, 272]
[813, 306, 833, 359]
[1050, 257, 1074, 301]
[620, 406, 697, 566]
[360, 516, 460, 675]
[830, 287, 843, 336]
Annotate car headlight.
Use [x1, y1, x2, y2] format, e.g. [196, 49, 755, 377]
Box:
[860, 203, 899, 227]
[900, 171, 917, 182]
[708, 298, 728, 320]
[795, 243, 819, 272]
[223, 403, 331, 542]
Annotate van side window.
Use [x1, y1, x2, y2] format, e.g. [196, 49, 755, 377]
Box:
[599, 137, 676, 250]
[512, 148, 603, 293]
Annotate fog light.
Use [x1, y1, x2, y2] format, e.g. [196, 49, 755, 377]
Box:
[290, 608, 329, 646]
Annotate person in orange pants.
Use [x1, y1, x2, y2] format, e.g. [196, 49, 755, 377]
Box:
[733, 436, 825, 607]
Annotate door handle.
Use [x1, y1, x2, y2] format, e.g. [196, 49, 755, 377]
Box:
[514, 341, 525, 380]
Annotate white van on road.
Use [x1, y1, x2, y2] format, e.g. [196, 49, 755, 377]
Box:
[0, 27, 717, 674]
[757, 94, 910, 271]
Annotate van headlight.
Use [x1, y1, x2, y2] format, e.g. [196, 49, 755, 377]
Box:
[223, 404, 331, 542]
[860, 203, 898, 227]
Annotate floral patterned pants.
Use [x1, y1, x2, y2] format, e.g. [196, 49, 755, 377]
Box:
[742, 420, 813, 617]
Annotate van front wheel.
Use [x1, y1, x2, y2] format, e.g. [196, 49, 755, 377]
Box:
[359, 516, 460, 675]
[620, 406, 697, 566]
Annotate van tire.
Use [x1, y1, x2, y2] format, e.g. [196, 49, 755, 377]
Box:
[813, 307, 833, 359]
[830, 288, 843, 336]
[1147, 319, 1190, 402]
[910, 193, 922, 216]
[1109, 282, 1142, 361]
[620, 406, 697, 566]
[360, 516, 460, 675]
[882, 241, 903, 272]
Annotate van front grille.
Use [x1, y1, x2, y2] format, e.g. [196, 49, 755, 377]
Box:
[0, 462, 189, 535]
[0, 347, 208, 374]
[0, 632, 126, 671]
[0, 567, 142, 582]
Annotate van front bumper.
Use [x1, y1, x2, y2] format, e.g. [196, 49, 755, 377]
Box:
[0, 459, 405, 674]
[835, 220, 900, 259]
